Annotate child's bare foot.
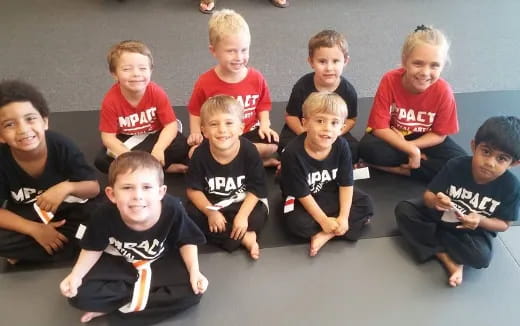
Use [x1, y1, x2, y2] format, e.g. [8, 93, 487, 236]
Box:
[436, 252, 464, 287]
[262, 157, 280, 168]
[309, 232, 335, 257]
[241, 231, 260, 260]
[165, 163, 188, 174]
[80, 312, 106, 323]
[6, 258, 19, 265]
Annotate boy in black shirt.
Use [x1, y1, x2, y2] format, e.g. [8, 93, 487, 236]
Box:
[280, 92, 373, 256]
[60, 151, 208, 323]
[396, 116, 520, 287]
[186, 95, 268, 260]
[279, 30, 359, 163]
[0, 80, 100, 264]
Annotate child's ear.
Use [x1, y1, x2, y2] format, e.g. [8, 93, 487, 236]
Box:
[302, 117, 308, 131]
[307, 56, 313, 68]
[470, 140, 476, 154]
[159, 185, 167, 199]
[111, 72, 119, 82]
[239, 122, 245, 135]
[105, 186, 117, 204]
[43, 117, 49, 130]
[209, 44, 216, 57]
[344, 55, 350, 66]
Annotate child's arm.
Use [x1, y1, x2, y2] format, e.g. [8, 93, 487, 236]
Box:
[188, 114, 204, 146]
[230, 192, 259, 240]
[298, 195, 339, 233]
[257, 111, 279, 143]
[36, 180, 100, 214]
[285, 115, 305, 135]
[0, 208, 68, 254]
[179, 244, 208, 295]
[101, 132, 130, 157]
[372, 128, 422, 168]
[341, 118, 356, 135]
[335, 186, 353, 236]
[186, 188, 227, 232]
[409, 132, 447, 149]
[151, 121, 178, 167]
[60, 249, 103, 298]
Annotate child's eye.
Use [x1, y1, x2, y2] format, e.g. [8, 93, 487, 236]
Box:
[122, 186, 132, 190]
[316, 119, 324, 124]
[331, 120, 340, 126]
[2, 122, 14, 128]
[226, 121, 234, 126]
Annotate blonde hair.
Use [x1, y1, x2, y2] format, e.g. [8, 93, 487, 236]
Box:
[107, 40, 153, 73]
[401, 25, 450, 65]
[302, 92, 348, 120]
[108, 151, 164, 187]
[208, 9, 250, 46]
[200, 95, 244, 125]
[308, 30, 349, 59]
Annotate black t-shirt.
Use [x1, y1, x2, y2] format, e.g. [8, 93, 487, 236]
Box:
[80, 195, 206, 262]
[280, 133, 353, 199]
[428, 156, 520, 226]
[286, 72, 358, 119]
[186, 137, 267, 203]
[0, 130, 97, 208]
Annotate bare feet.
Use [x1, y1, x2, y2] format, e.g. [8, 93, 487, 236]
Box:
[199, 0, 215, 14]
[262, 157, 280, 168]
[6, 258, 19, 265]
[436, 252, 464, 287]
[80, 312, 106, 323]
[367, 164, 411, 177]
[309, 232, 335, 257]
[165, 163, 188, 174]
[241, 231, 260, 260]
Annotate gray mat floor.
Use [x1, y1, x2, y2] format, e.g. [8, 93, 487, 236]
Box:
[1, 236, 519, 326]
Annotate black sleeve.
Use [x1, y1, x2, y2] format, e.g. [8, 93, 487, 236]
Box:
[342, 79, 358, 119]
[79, 204, 111, 251]
[494, 176, 520, 221]
[336, 139, 354, 186]
[166, 196, 206, 247]
[185, 141, 208, 191]
[52, 132, 97, 182]
[244, 141, 268, 198]
[0, 155, 8, 202]
[286, 79, 305, 117]
[281, 143, 310, 198]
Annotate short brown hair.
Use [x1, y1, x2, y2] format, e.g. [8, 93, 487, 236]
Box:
[107, 40, 154, 73]
[302, 92, 348, 121]
[200, 95, 244, 125]
[308, 30, 348, 59]
[107, 151, 164, 187]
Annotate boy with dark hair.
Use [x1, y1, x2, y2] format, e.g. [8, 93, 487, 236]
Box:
[61, 151, 208, 323]
[396, 116, 520, 287]
[94, 40, 188, 174]
[186, 95, 268, 260]
[0, 80, 100, 264]
[278, 30, 359, 163]
[280, 92, 373, 256]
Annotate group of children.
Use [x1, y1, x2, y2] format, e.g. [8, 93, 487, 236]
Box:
[1, 7, 519, 324]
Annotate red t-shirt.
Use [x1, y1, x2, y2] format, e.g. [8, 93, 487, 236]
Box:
[188, 67, 272, 132]
[366, 68, 459, 135]
[99, 82, 176, 135]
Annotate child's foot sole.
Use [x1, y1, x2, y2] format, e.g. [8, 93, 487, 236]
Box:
[81, 312, 106, 323]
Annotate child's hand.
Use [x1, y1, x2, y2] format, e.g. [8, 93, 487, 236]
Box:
[258, 126, 279, 143]
[230, 215, 248, 240]
[60, 273, 82, 298]
[208, 211, 227, 233]
[434, 192, 453, 211]
[320, 217, 339, 234]
[188, 133, 204, 146]
[189, 270, 209, 295]
[407, 146, 422, 169]
[151, 148, 165, 167]
[456, 212, 481, 230]
[30, 220, 68, 255]
[334, 218, 349, 236]
[36, 182, 71, 213]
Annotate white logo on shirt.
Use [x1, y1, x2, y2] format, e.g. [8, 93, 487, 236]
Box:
[448, 185, 500, 215]
[207, 176, 246, 196]
[118, 107, 157, 130]
[11, 187, 43, 203]
[307, 169, 338, 193]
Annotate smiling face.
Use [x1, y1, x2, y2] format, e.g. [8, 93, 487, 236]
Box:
[106, 168, 166, 230]
[302, 112, 344, 152]
[202, 111, 243, 153]
[112, 51, 152, 96]
[401, 43, 445, 94]
[308, 46, 348, 90]
[210, 32, 250, 76]
[471, 141, 516, 184]
[0, 101, 48, 154]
